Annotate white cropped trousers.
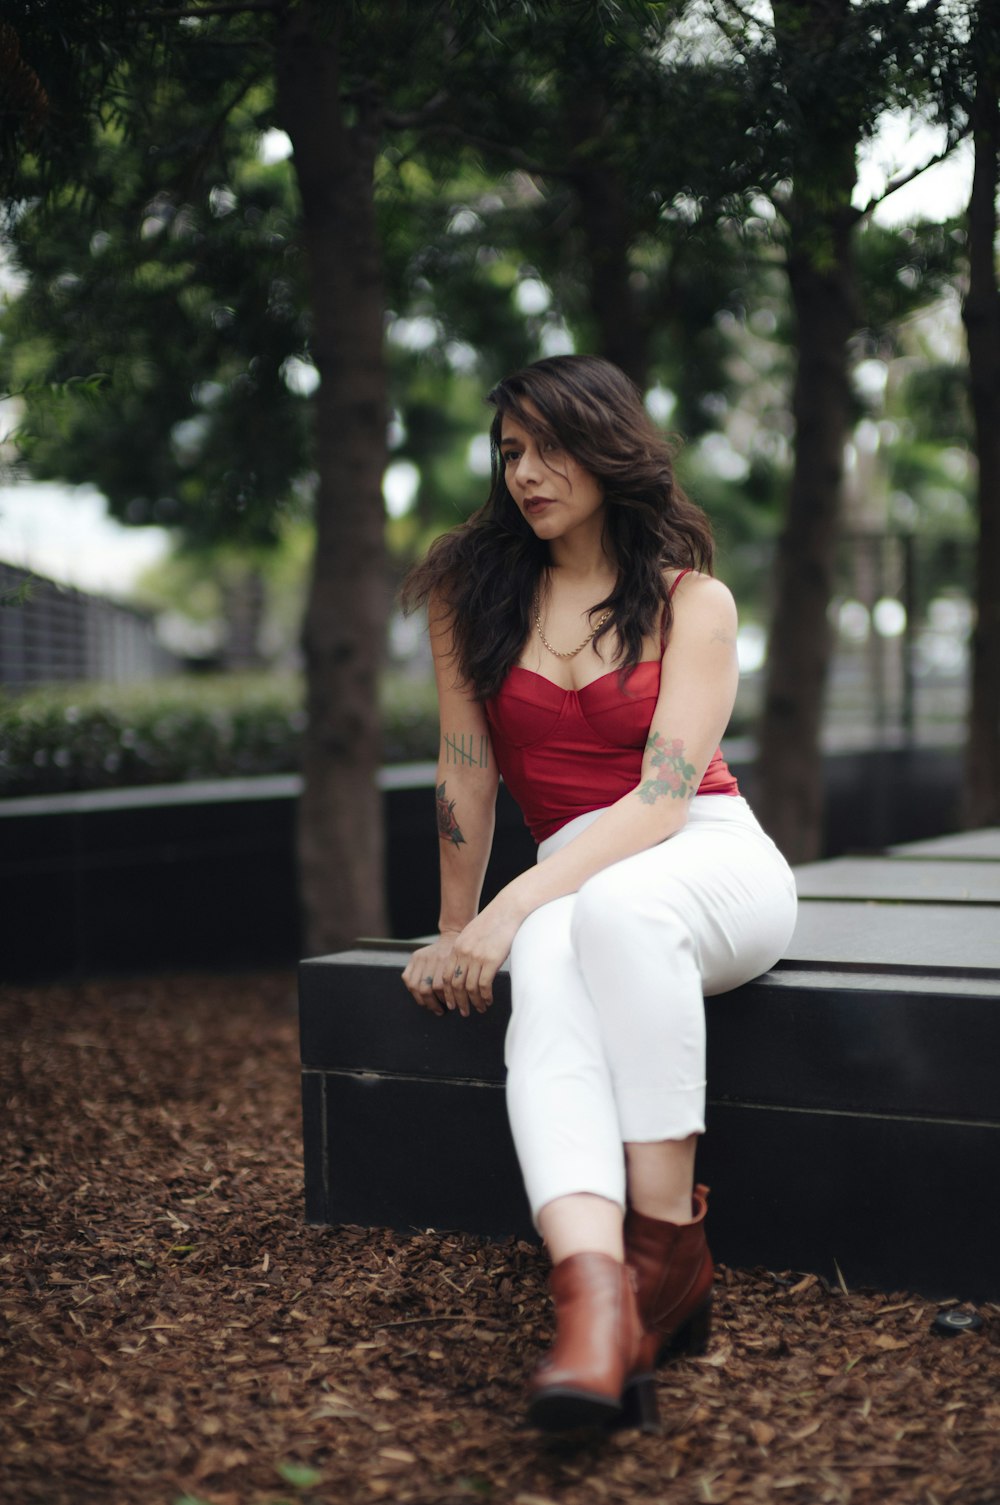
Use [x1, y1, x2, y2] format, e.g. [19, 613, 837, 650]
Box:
[504, 795, 798, 1223]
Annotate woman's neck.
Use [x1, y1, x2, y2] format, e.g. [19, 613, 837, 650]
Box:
[547, 528, 615, 584]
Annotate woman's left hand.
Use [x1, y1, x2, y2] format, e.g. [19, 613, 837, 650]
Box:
[442, 901, 523, 1016]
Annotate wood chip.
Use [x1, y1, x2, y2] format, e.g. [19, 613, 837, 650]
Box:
[2, 970, 997, 1505]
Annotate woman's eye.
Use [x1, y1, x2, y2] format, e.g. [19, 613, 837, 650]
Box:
[543, 440, 563, 455]
[503, 451, 520, 464]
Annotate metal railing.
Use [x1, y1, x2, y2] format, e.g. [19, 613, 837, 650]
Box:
[0, 561, 175, 691]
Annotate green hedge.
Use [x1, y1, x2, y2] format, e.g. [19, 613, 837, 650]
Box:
[0, 672, 440, 799]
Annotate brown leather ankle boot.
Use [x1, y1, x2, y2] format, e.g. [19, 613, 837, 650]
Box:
[625, 1183, 714, 1374]
[527, 1252, 646, 1431]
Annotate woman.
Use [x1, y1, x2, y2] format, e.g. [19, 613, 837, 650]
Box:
[401, 354, 796, 1432]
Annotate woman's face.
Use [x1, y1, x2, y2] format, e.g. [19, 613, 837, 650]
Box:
[498, 410, 605, 546]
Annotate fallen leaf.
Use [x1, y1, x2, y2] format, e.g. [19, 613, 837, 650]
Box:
[787, 1419, 823, 1443]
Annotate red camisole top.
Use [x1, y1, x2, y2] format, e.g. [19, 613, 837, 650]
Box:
[484, 571, 739, 843]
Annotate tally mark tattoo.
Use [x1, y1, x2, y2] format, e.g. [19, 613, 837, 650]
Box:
[637, 733, 697, 804]
[443, 731, 490, 768]
[436, 781, 467, 845]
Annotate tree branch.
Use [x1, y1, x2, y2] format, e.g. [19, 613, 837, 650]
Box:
[853, 126, 972, 224]
[906, 0, 944, 19]
[393, 120, 577, 182]
[381, 91, 450, 131]
[706, 0, 766, 39]
[140, 1, 281, 19]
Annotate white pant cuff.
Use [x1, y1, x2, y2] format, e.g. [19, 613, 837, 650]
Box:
[617, 1083, 707, 1143]
[525, 1173, 627, 1230]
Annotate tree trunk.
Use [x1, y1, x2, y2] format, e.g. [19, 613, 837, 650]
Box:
[577, 161, 647, 389]
[755, 0, 860, 863]
[221, 563, 266, 670]
[566, 93, 648, 388]
[276, 4, 389, 950]
[961, 17, 1000, 828]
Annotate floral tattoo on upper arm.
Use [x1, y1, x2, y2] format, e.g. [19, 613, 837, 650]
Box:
[637, 733, 697, 804]
[436, 781, 466, 845]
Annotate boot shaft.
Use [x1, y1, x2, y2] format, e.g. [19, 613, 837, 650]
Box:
[624, 1184, 714, 1363]
[528, 1251, 645, 1429]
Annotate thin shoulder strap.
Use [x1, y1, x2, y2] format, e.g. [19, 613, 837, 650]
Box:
[660, 568, 692, 649]
[668, 567, 692, 600]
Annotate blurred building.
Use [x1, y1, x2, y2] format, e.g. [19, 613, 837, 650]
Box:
[0, 561, 175, 691]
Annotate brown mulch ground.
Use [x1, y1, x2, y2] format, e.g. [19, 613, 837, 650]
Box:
[1, 974, 998, 1505]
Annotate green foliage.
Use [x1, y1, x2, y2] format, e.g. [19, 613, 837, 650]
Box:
[1, 1, 146, 205]
[680, 449, 787, 618]
[0, 672, 440, 799]
[275, 1461, 323, 1490]
[0, 674, 304, 797]
[898, 364, 973, 449]
[854, 220, 968, 355]
[2, 54, 311, 548]
[131, 517, 314, 666]
[0, 573, 33, 609]
[1, 0, 982, 583]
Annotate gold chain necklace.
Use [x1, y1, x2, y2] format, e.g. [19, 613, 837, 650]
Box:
[534, 606, 612, 660]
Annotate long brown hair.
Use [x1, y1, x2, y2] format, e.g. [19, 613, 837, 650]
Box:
[401, 354, 715, 700]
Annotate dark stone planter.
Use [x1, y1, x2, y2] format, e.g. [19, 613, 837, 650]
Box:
[0, 769, 534, 982]
[0, 744, 962, 982]
[0, 777, 303, 981]
[298, 829, 1000, 1301]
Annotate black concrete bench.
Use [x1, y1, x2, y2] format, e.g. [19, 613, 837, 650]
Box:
[298, 828, 1000, 1302]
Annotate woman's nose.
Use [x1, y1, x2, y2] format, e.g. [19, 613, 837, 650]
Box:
[515, 447, 541, 485]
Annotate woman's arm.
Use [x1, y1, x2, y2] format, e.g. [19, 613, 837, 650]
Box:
[442, 573, 740, 1013]
[401, 597, 499, 1015]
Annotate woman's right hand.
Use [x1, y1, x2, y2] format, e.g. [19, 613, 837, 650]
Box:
[401, 931, 461, 1016]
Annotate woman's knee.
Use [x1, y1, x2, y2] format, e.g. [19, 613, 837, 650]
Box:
[510, 893, 574, 968]
[570, 864, 694, 962]
[570, 865, 630, 937]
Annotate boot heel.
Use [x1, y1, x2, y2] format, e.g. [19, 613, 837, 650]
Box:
[667, 1298, 712, 1359]
[617, 1373, 660, 1434]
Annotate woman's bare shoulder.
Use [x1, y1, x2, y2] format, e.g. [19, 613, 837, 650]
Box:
[666, 569, 735, 606]
[664, 570, 737, 636]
